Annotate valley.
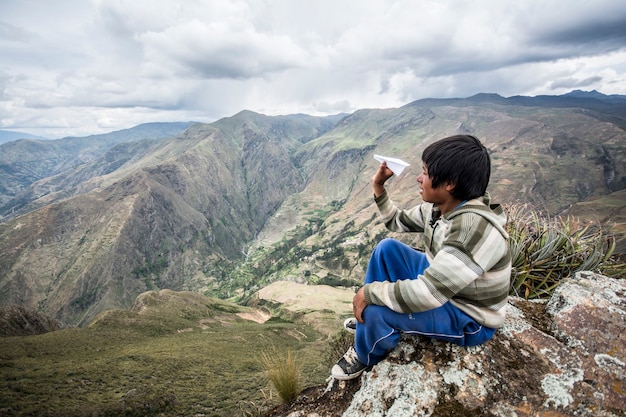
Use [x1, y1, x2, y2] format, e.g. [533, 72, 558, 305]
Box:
[0, 91, 625, 327]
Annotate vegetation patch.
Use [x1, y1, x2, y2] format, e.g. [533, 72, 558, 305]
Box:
[0, 292, 329, 417]
[507, 205, 624, 298]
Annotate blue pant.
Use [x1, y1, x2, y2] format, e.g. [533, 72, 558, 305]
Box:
[355, 238, 496, 366]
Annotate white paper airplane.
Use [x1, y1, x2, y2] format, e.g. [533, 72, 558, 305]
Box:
[373, 154, 410, 175]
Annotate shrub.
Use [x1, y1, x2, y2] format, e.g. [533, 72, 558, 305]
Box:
[506, 204, 623, 299]
[260, 347, 302, 404]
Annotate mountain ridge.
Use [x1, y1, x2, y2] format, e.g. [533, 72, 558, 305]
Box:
[0, 130, 49, 144]
[0, 122, 197, 218]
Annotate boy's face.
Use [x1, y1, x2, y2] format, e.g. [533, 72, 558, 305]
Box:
[417, 164, 453, 204]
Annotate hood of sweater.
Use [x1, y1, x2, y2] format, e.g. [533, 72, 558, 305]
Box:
[443, 192, 509, 240]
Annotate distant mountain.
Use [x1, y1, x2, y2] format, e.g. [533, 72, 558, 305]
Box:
[0, 130, 48, 144]
[0, 122, 196, 216]
[0, 93, 624, 326]
[562, 89, 626, 101]
[405, 90, 626, 130]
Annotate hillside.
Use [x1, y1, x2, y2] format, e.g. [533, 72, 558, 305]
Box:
[0, 92, 625, 326]
[0, 289, 335, 416]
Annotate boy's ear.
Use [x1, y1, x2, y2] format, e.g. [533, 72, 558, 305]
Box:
[445, 180, 456, 192]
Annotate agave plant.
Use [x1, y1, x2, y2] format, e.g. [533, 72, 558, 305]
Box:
[506, 204, 620, 299]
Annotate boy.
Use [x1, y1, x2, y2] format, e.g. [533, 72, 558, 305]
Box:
[332, 134, 511, 380]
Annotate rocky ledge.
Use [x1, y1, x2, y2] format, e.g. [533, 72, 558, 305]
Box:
[264, 271, 625, 417]
[0, 304, 64, 336]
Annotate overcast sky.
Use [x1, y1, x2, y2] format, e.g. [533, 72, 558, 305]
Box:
[2, 0, 626, 138]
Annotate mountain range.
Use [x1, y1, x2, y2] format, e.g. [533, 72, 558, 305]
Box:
[0, 91, 625, 326]
[0, 130, 48, 145]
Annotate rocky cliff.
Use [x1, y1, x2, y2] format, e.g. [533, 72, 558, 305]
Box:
[264, 271, 626, 417]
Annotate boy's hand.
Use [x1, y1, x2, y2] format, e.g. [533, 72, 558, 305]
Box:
[372, 162, 394, 197]
[353, 287, 368, 323]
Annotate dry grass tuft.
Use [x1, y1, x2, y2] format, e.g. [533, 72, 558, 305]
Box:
[261, 347, 303, 404]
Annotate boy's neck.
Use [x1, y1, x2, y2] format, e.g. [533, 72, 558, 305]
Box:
[438, 198, 464, 216]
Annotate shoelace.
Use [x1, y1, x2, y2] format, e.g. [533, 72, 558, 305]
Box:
[344, 347, 360, 365]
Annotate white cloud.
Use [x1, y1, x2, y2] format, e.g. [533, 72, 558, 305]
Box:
[139, 18, 310, 79]
[0, 0, 625, 138]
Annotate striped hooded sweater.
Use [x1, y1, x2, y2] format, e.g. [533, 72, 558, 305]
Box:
[364, 190, 511, 328]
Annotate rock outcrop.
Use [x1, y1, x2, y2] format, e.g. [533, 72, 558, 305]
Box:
[0, 305, 64, 336]
[264, 272, 626, 417]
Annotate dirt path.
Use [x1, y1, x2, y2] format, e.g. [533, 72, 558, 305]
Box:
[237, 308, 272, 323]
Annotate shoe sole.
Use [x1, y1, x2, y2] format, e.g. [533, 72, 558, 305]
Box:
[331, 365, 366, 380]
[331, 371, 365, 380]
[343, 318, 357, 334]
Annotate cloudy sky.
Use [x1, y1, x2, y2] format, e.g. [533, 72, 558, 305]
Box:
[2, 0, 626, 138]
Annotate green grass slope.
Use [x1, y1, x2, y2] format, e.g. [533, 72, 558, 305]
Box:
[0, 290, 335, 416]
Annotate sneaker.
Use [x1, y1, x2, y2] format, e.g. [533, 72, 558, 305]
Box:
[343, 317, 357, 334]
[331, 346, 368, 380]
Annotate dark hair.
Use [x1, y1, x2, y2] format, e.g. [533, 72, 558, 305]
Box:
[421, 134, 490, 200]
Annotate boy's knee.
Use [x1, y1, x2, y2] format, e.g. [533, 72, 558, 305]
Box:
[375, 238, 402, 253]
